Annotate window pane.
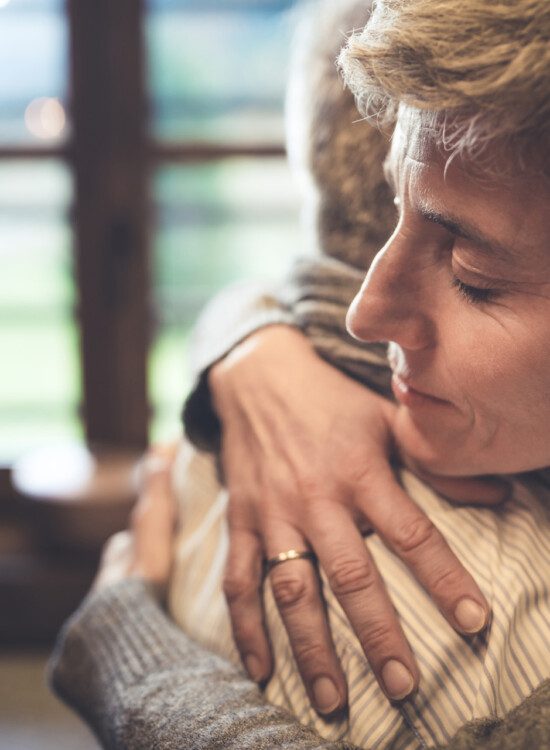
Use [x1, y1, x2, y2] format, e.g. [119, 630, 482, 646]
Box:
[0, 0, 68, 144]
[0, 161, 81, 461]
[149, 157, 300, 439]
[146, 0, 299, 144]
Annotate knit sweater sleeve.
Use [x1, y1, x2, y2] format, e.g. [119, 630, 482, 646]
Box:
[49, 578, 355, 750]
[49, 579, 550, 750]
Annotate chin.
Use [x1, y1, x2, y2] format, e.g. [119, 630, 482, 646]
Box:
[394, 410, 549, 477]
[393, 411, 478, 477]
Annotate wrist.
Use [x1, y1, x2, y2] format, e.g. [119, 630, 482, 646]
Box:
[208, 324, 310, 392]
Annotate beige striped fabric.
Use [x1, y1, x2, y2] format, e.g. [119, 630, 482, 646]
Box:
[169, 441, 550, 750]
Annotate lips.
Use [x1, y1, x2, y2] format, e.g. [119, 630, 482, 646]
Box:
[391, 372, 452, 408]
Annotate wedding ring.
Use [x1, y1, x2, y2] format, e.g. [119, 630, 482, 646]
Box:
[265, 549, 317, 574]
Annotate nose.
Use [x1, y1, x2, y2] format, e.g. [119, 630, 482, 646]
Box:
[346, 234, 435, 350]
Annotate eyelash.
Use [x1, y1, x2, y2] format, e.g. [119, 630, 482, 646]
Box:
[451, 276, 500, 304]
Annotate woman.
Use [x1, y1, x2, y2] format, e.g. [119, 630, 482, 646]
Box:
[51, 0, 550, 747]
[179, 0, 506, 712]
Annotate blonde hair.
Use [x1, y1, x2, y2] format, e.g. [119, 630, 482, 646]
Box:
[339, 0, 550, 173]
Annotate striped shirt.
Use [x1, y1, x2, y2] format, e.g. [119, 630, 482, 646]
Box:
[169, 442, 550, 750]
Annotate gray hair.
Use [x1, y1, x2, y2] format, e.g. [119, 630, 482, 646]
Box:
[339, 0, 550, 174]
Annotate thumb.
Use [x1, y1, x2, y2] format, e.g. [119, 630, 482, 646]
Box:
[130, 444, 179, 588]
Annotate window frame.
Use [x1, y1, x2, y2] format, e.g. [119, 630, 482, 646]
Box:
[0, 0, 286, 460]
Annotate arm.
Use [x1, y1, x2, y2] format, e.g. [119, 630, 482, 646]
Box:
[182, 0, 507, 715]
[49, 446, 547, 750]
[49, 447, 356, 750]
[50, 575, 550, 750]
[50, 579, 356, 750]
[209, 324, 508, 708]
[180, 182, 506, 708]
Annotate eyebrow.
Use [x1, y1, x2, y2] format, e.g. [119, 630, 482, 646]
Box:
[418, 207, 516, 261]
[382, 152, 518, 261]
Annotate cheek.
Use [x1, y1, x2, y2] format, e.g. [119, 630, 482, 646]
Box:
[442, 317, 508, 419]
[458, 317, 550, 396]
[447, 311, 550, 445]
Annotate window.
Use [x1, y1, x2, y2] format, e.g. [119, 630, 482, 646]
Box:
[0, 0, 79, 461]
[1, 0, 301, 463]
[147, 0, 296, 145]
[147, 0, 301, 438]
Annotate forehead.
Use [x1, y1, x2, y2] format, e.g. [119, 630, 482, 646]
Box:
[386, 110, 550, 264]
[389, 109, 435, 167]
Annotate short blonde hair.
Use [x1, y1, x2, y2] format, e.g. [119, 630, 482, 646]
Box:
[339, 0, 550, 173]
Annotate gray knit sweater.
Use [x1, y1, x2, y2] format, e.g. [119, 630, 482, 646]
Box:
[49, 579, 550, 749]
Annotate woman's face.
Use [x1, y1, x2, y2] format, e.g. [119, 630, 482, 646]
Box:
[346, 112, 550, 476]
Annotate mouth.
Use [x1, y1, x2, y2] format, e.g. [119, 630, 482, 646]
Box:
[391, 372, 452, 409]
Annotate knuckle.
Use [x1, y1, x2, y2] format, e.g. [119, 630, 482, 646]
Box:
[391, 514, 439, 556]
[428, 565, 466, 599]
[292, 640, 329, 671]
[231, 617, 261, 647]
[270, 572, 312, 611]
[345, 457, 378, 488]
[328, 556, 376, 598]
[223, 571, 257, 605]
[358, 618, 398, 655]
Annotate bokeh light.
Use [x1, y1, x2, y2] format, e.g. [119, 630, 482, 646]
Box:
[24, 97, 66, 140]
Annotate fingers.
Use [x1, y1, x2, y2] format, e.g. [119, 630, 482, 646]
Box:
[223, 525, 273, 684]
[356, 465, 490, 636]
[129, 444, 178, 587]
[133, 444, 178, 529]
[101, 529, 134, 563]
[308, 504, 419, 702]
[136, 442, 179, 492]
[264, 522, 348, 715]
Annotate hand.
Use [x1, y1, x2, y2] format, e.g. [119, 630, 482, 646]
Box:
[93, 444, 178, 598]
[210, 325, 508, 713]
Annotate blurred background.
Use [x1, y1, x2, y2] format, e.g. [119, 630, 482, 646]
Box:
[0, 0, 302, 746]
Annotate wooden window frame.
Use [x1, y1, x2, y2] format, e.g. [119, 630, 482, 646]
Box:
[1, 0, 285, 460]
[68, 0, 150, 448]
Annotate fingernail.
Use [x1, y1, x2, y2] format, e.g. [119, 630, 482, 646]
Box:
[245, 654, 264, 682]
[455, 598, 487, 633]
[381, 660, 414, 701]
[312, 676, 341, 714]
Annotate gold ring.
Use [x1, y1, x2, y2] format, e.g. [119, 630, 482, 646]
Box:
[265, 549, 316, 574]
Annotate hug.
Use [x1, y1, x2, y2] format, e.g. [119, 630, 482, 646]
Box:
[51, 1, 550, 748]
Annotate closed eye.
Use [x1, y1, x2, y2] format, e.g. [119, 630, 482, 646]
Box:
[451, 277, 500, 304]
